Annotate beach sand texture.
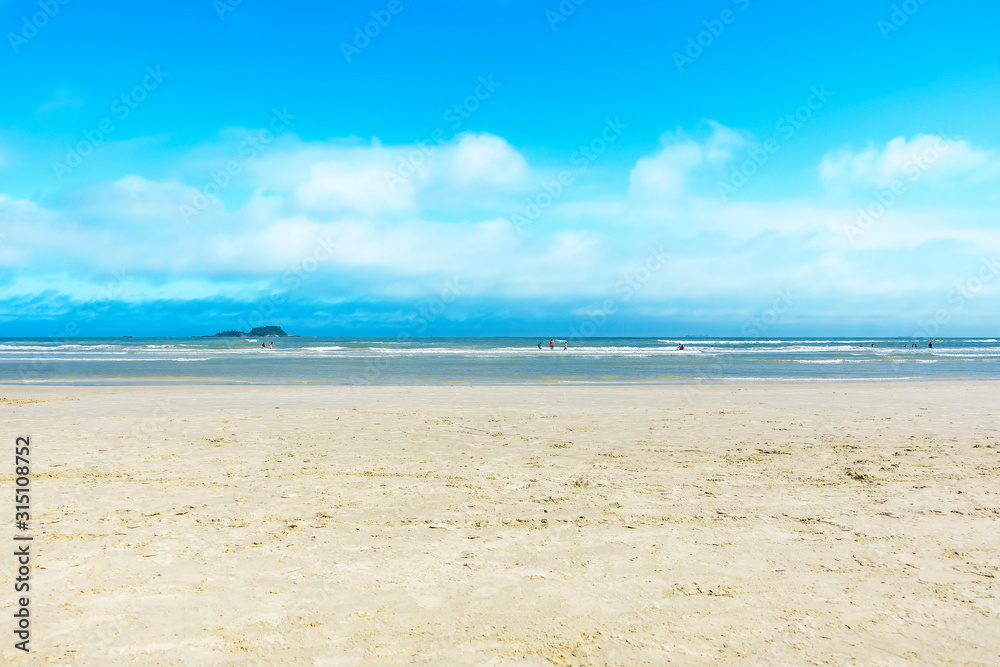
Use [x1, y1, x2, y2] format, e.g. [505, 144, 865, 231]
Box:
[1, 382, 998, 664]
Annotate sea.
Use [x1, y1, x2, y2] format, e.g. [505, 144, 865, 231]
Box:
[1, 337, 998, 385]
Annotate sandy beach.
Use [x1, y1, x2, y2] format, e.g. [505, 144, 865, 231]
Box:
[2, 381, 998, 665]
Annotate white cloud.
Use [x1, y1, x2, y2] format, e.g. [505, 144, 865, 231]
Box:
[629, 122, 746, 199]
[81, 175, 219, 224]
[297, 160, 414, 216]
[3, 123, 1000, 325]
[819, 134, 999, 189]
[441, 132, 529, 189]
[0, 274, 271, 304]
[255, 132, 531, 218]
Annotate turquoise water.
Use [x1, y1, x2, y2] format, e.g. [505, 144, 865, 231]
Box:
[1, 337, 998, 385]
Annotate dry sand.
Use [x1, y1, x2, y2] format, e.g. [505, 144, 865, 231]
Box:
[1, 381, 999, 665]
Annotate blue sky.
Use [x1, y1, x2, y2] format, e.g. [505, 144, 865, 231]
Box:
[1, 0, 999, 336]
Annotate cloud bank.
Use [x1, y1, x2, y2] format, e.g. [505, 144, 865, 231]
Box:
[2, 126, 999, 336]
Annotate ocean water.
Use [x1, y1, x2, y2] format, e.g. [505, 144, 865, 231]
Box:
[1, 337, 998, 385]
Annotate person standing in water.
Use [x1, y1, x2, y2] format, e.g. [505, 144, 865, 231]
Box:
[563, 341, 568, 350]
[550, 339, 555, 350]
[538, 342, 542, 349]
[262, 342, 266, 349]
[269, 342, 274, 349]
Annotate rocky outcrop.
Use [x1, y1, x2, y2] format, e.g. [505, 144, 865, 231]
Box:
[210, 326, 295, 337]
[248, 326, 290, 337]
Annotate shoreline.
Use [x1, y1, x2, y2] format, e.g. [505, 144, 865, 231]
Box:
[2, 374, 996, 387]
[4, 337, 996, 388]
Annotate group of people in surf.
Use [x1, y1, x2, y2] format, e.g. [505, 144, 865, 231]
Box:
[538, 339, 568, 350]
[862, 342, 934, 348]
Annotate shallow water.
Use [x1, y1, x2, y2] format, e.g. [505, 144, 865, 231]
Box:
[2, 337, 997, 384]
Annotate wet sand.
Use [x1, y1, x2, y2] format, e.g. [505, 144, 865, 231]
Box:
[2, 382, 998, 664]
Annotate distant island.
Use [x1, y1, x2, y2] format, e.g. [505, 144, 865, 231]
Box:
[206, 326, 298, 337]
